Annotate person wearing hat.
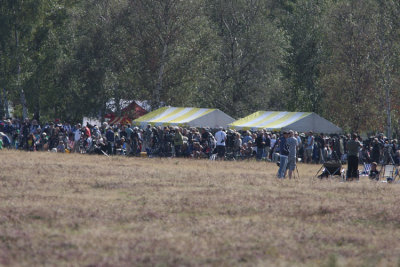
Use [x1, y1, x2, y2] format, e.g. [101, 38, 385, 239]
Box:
[105, 126, 115, 155]
[277, 131, 290, 178]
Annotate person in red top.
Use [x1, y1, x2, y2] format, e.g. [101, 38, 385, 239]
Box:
[82, 125, 91, 138]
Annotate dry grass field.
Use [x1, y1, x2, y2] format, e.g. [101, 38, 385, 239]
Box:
[1, 150, 400, 266]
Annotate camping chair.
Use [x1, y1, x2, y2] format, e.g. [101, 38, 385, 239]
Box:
[315, 160, 344, 179]
[360, 163, 371, 176]
[209, 153, 217, 161]
[380, 165, 398, 183]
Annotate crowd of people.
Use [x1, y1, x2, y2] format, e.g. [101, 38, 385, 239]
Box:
[0, 118, 399, 179]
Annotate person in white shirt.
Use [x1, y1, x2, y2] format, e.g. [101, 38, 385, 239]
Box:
[214, 127, 227, 160]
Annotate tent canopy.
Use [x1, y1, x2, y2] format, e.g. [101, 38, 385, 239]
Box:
[133, 106, 235, 128]
[108, 116, 131, 125]
[105, 100, 148, 120]
[229, 111, 342, 134]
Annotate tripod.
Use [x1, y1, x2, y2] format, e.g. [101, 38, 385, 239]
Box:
[379, 147, 397, 182]
[288, 160, 300, 179]
[294, 164, 300, 179]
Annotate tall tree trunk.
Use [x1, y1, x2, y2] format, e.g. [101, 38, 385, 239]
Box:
[378, 5, 393, 139]
[14, 27, 28, 119]
[384, 57, 392, 138]
[0, 87, 3, 118]
[154, 42, 168, 109]
[3, 88, 9, 118]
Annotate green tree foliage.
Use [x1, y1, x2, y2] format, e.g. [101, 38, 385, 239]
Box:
[0, 0, 399, 134]
[123, 0, 213, 109]
[200, 0, 289, 118]
[283, 0, 327, 113]
[319, 0, 400, 133]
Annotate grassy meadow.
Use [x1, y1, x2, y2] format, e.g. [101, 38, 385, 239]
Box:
[1, 150, 400, 266]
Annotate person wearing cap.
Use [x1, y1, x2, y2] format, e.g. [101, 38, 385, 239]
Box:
[105, 126, 115, 155]
[277, 131, 290, 178]
[287, 130, 298, 179]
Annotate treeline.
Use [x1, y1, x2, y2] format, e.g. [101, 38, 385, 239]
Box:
[0, 0, 399, 134]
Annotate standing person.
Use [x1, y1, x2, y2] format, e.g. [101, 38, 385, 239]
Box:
[255, 131, 265, 161]
[346, 133, 362, 181]
[233, 132, 242, 158]
[105, 126, 114, 155]
[143, 124, 152, 153]
[21, 118, 31, 149]
[125, 124, 133, 141]
[215, 127, 227, 160]
[242, 131, 252, 144]
[270, 134, 277, 161]
[173, 127, 183, 157]
[277, 132, 289, 178]
[316, 133, 325, 163]
[73, 123, 81, 153]
[265, 133, 271, 161]
[305, 131, 314, 163]
[287, 130, 298, 179]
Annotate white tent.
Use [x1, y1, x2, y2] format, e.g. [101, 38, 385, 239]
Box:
[229, 111, 342, 134]
[132, 106, 235, 129]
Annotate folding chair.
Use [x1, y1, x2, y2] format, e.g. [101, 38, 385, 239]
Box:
[360, 163, 371, 176]
[315, 160, 343, 179]
[380, 165, 397, 183]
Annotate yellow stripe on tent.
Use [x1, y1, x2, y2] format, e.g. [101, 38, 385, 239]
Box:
[262, 112, 309, 128]
[134, 106, 169, 122]
[167, 108, 200, 123]
[151, 107, 187, 123]
[230, 111, 265, 126]
[246, 111, 283, 128]
[169, 108, 214, 123]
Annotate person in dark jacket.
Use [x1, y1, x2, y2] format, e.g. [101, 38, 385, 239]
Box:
[277, 132, 289, 178]
[105, 127, 114, 155]
[346, 133, 362, 181]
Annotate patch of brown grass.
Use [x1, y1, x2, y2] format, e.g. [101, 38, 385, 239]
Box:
[1, 150, 400, 266]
